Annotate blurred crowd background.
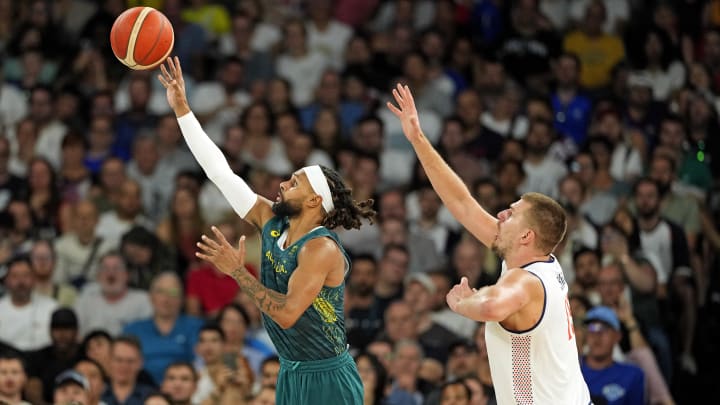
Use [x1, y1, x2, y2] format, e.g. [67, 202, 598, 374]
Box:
[0, 0, 719, 404]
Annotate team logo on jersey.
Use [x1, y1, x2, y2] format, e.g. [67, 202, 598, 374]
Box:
[270, 230, 280, 237]
[557, 272, 566, 288]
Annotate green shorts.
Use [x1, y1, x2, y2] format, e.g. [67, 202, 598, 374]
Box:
[276, 351, 364, 405]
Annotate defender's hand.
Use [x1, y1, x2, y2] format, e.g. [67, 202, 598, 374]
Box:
[386, 83, 424, 143]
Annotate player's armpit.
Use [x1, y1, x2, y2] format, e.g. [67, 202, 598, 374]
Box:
[244, 196, 276, 231]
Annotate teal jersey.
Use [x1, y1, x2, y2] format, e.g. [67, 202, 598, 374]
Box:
[260, 216, 351, 361]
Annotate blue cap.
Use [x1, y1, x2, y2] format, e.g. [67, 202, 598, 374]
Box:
[55, 369, 89, 391]
[584, 306, 620, 331]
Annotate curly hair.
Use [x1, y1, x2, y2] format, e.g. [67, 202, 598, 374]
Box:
[319, 166, 376, 230]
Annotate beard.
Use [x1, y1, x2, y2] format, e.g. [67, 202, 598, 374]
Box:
[638, 206, 659, 220]
[491, 238, 505, 259]
[657, 181, 671, 197]
[272, 200, 302, 218]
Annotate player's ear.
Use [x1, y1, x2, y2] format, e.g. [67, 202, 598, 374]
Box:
[307, 194, 322, 209]
[522, 229, 534, 244]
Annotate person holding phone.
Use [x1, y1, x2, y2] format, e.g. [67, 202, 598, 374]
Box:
[193, 324, 254, 404]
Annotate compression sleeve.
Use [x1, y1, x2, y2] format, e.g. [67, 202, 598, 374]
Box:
[176, 112, 258, 218]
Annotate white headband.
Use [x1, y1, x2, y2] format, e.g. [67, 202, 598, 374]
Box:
[302, 165, 334, 213]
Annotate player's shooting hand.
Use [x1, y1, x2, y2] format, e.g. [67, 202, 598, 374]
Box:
[386, 83, 424, 143]
[446, 277, 476, 313]
[196, 226, 247, 276]
[157, 56, 190, 116]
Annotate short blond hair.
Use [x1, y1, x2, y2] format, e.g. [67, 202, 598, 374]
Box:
[521, 192, 567, 254]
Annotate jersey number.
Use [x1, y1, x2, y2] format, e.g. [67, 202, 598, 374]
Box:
[564, 297, 575, 340]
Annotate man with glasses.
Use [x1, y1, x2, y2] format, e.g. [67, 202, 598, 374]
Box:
[581, 306, 645, 405]
[122, 272, 202, 385]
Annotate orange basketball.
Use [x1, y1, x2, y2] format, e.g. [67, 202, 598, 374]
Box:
[110, 7, 174, 70]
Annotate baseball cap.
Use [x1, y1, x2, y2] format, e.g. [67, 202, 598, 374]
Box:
[583, 306, 620, 331]
[404, 273, 436, 294]
[50, 308, 78, 329]
[55, 369, 89, 391]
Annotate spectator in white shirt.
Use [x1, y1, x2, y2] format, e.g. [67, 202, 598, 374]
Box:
[54, 200, 115, 288]
[73, 252, 152, 337]
[189, 57, 251, 144]
[126, 134, 175, 224]
[95, 179, 153, 249]
[30, 86, 68, 170]
[520, 119, 568, 199]
[305, 0, 353, 69]
[276, 18, 329, 107]
[0, 256, 58, 351]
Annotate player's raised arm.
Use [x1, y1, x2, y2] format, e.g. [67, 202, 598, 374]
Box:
[387, 84, 498, 247]
[158, 57, 273, 230]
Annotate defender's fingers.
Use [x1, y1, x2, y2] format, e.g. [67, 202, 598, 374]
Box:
[403, 85, 416, 108]
[386, 101, 402, 117]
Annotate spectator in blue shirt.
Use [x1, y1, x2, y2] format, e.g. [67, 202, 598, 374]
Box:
[123, 272, 203, 385]
[581, 306, 645, 405]
[551, 52, 593, 147]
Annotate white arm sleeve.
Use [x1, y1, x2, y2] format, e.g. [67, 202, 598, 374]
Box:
[176, 112, 257, 218]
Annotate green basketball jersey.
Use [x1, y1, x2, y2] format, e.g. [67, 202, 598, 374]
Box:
[260, 216, 351, 361]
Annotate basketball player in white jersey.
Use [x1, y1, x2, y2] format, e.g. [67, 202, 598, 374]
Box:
[388, 84, 591, 405]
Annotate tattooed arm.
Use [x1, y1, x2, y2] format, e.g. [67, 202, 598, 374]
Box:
[231, 238, 342, 329]
[197, 228, 342, 329]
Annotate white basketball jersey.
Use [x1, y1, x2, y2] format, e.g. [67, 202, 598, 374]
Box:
[485, 256, 591, 405]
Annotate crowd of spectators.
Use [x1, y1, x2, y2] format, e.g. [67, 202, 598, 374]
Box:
[0, 0, 719, 404]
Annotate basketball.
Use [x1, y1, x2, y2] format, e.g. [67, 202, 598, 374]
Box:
[110, 7, 174, 70]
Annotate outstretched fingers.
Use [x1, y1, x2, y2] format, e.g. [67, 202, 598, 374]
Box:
[387, 83, 408, 117]
[195, 250, 213, 262]
[157, 74, 168, 88]
[174, 56, 182, 78]
[386, 101, 401, 117]
[199, 234, 220, 251]
[166, 57, 177, 77]
[401, 85, 416, 110]
[210, 226, 232, 248]
[393, 84, 406, 106]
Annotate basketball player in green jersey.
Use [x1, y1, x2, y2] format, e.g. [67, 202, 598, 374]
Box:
[157, 57, 373, 404]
